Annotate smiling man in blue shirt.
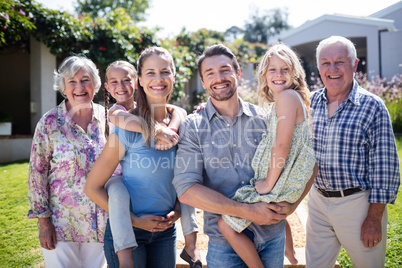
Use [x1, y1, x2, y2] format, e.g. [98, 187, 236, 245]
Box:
[306, 36, 400, 268]
[173, 44, 314, 267]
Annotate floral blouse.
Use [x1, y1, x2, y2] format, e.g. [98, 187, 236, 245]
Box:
[27, 100, 108, 243]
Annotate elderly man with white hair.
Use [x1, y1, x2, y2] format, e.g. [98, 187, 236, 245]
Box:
[306, 36, 400, 268]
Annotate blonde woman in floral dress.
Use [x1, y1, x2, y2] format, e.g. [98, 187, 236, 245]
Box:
[27, 56, 107, 267]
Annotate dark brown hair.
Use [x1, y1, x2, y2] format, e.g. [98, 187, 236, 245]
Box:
[197, 44, 239, 80]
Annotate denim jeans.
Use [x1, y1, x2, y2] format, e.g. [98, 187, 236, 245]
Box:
[206, 226, 285, 268]
[104, 219, 177, 268]
[105, 176, 137, 252]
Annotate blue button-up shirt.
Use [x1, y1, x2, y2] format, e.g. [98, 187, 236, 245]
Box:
[173, 97, 285, 245]
[311, 80, 400, 204]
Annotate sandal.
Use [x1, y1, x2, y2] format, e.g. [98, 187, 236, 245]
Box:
[180, 249, 203, 268]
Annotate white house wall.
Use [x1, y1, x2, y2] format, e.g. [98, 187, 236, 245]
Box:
[381, 30, 402, 79]
[281, 20, 382, 78]
[30, 37, 56, 134]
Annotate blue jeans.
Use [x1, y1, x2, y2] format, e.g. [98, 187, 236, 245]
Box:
[206, 226, 285, 268]
[104, 219, 177, 268]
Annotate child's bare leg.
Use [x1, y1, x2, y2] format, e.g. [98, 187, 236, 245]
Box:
[218, 217, 264, 268]
[117, 248, 133, 268]
[184, 232, 201, 262]
[285, 219, 298, 265]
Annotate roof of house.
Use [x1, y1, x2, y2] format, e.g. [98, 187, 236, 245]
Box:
[370, 1, 402, 18]
[279, 13, 396, 40]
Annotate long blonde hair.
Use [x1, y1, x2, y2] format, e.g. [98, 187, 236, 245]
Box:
[256, 43, 311, 119]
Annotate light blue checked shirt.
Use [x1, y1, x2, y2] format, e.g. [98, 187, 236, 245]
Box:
[311, 80, 400, 204]
[173, 97, 286, 245]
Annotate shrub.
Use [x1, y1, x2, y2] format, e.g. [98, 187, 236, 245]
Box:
[355, 72, 402, 133]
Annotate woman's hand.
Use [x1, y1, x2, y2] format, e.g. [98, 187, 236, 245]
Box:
[38, 218, 57, 250]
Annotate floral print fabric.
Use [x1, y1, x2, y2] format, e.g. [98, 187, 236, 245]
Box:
[223, 104, 316, 233]
[27, 100, 108, 243]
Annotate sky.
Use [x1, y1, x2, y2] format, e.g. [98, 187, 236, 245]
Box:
[36, 0, 401, 38]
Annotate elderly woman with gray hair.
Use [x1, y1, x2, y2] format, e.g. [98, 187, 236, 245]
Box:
[27, 55, 107, 267]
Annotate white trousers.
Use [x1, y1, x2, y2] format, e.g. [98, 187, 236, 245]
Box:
[306, 187, 387, 268]
[41, 241, 106, 268]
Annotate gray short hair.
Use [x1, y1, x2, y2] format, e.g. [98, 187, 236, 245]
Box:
[53, 56, 101, 97]
[316, 36, 357, 68]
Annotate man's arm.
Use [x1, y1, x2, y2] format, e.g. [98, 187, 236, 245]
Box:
[174, 116, 286, 226]
[361, 100, 400, 248]
[179, 183, 286, 225]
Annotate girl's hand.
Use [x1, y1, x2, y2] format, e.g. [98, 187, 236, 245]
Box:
[133, 214, 167, 232]
[193, 102, 207, 113]
[255, 179, 272, 195]
[155, 127, 178, 150]
[155, 140, 174, 151]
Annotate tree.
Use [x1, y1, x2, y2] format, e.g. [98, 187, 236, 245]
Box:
[75, 0, 149, 21]
[243, 7, 289, 44]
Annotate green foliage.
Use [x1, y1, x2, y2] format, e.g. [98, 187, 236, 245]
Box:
[355, 72, 402, 133]
[386, 101, 402, 133]
[2, 0, 270, 108]
[31, 7, 90, 57]
[75, 0, 149, 21]
[170, 28, 269, 107]
[0, 161, 44, 267]
[1, 0, 158, 70]
[157, 28, 223, 103]
[31, 6, 157, 70]
[0, 0, 37, 49]
[337, 248, 353, 267]
[227, 40, 268, 65]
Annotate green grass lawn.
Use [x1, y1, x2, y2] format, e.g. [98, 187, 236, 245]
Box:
[0, 160, 44, 267]
[1, 137, 401, 267]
